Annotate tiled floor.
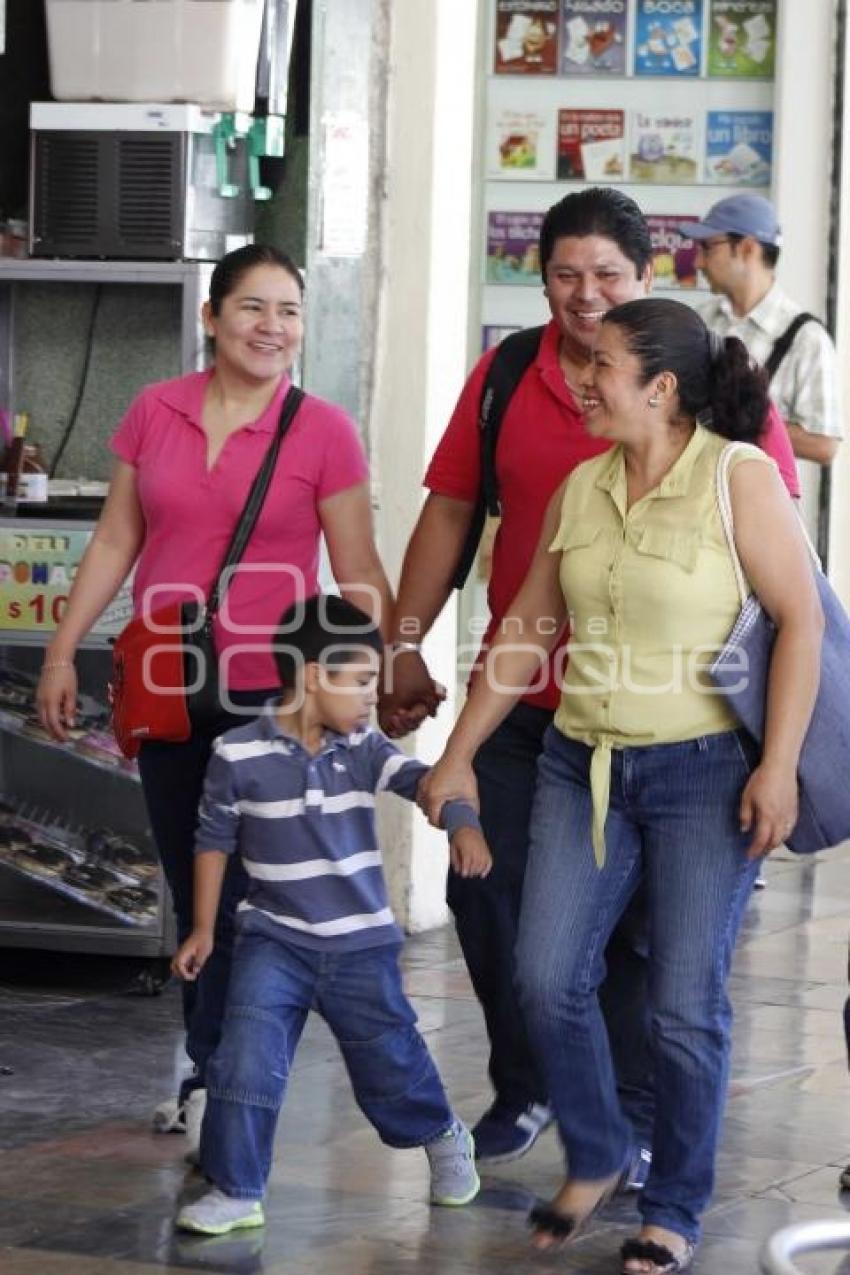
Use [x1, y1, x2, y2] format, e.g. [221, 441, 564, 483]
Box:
[2, 846, 850, 1274]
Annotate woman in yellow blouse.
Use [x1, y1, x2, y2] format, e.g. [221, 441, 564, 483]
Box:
[421, 298, 822, 1273]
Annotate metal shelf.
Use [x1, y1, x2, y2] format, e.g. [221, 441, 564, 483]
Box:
[0, 709, 139, 782]
[0, 258, 213, 419]
[0, 258, 213, 286]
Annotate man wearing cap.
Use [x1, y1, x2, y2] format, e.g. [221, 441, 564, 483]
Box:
[684, 193, 842, 468]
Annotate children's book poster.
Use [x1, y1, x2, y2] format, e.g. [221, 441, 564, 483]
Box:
[486, 212, 545, 285]
[560, 0, 628, 76]
[494, 1, 560, 74]
[707, 0, 775, 78]
[647, 215, 699, 289]
[630, 111, 698, 183]
[483, 324, 522, 351]
[634, 0, 703, 76]
[557, 109, 626, 181]
[705, 111, 772, 186]
[487, 108, 557, 180]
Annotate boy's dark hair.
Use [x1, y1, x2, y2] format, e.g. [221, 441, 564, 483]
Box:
[274, 595, 383, 689]
[539, 188, 653, 283]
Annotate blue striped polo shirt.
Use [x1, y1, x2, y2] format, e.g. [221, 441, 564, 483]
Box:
[196, 713, 481, 952]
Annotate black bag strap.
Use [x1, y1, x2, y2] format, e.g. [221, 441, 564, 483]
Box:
[206, 385, 305, 617]
[451, 326, 545, 590]
[764, 312, 821, 382]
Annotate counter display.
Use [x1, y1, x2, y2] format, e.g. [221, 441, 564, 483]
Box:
[0, 508, 174, 958]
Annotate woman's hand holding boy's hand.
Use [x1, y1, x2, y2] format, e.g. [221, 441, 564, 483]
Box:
[418, 756, 479, 827]
[172, 930, 214, 981]
[449, 827, 492, 878]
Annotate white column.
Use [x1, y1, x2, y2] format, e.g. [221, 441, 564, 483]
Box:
[370, 0, 479, 931]
[829, 5, 850, 602]
[773, 1, 844, 543]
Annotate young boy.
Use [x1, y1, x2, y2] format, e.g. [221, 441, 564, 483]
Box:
[173, 595, 491, 1235]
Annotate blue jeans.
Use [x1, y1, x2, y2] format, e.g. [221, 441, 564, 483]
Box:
[447, 702, 653, 1146]
[201, 921, 455, 1198]
[137, 688, 276, 1093]
[515, 727, 761, 1244]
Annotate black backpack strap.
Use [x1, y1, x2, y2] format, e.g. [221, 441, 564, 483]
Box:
[451, 326, 545, 591]
[764, 312, 821, 382]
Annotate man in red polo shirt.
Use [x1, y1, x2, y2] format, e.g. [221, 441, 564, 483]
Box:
[379, 189, 798, 1170]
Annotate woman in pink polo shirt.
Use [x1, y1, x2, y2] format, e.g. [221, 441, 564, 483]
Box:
[35, 244, 394, 1137]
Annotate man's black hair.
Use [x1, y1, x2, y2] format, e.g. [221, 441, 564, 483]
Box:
[539, 187, 653, 282]
[725, 232, 781, 270]
[274, 595, 382, 689]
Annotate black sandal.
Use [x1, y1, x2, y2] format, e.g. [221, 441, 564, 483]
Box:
[527, 1203, 579, 1243]
[620, 1237, 696, 1273]
[528, 1172, 621, 1248]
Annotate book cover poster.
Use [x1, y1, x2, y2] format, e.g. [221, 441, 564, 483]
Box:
[647, 215, 699, 289]
[487, 107, 557, 180]
[630, 111, 698, 183]
[557, 109, 626, 181]
[708, 0, 775, 77]
[705, 111, 772, 185]
[494, 1, 560, 74]
[486, 212, 545, 285]
[560, 0, 628, 76]
[634, 0, 703, 76]
[483, 325, 522, 351]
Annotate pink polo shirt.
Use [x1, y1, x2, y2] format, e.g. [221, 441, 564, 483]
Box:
[111, 370, 369, 690]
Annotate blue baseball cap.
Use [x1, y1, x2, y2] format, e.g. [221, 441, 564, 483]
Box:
[679, 195, 782, 247]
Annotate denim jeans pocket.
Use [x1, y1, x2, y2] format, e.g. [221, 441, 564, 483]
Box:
[730, 727, 761, 776]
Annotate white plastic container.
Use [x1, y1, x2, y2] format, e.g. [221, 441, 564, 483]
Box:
[44, 0, 265, 112]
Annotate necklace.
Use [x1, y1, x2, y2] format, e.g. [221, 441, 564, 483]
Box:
[557, 340, 589, 402]
[559, 361, 586, 402]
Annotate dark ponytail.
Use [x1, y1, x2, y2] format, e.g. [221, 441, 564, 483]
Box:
[707, 333, 768, 443]
[603, 298, 769, 444]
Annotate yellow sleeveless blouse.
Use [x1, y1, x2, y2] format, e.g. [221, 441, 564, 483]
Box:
[549, 424, 771, 864]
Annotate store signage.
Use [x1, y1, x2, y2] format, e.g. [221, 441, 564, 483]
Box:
[0, 526, 132, 635]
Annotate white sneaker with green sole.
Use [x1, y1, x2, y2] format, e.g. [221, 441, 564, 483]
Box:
[176, 1188, 265, 1235]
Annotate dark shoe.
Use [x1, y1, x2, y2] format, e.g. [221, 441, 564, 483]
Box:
[839, 1163, 850, 1191]
[621, 1236, 696, 1273]
[472, 1101, 552, 1164]
[528, 1170, 621, 1249]
[618, 1146, 652, 1193]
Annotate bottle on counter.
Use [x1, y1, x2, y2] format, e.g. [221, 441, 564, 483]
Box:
[0, 416, 48, 503]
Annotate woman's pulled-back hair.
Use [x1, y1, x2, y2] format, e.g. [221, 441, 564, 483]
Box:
[208, 243, 304, 315]
[602, 298, 768, 443]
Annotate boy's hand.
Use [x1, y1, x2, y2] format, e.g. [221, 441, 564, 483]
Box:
[449, 827, 492, 879]
[171, 930, 214, 981]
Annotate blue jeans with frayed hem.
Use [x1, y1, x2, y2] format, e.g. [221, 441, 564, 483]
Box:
[515, 727, 760, 1245]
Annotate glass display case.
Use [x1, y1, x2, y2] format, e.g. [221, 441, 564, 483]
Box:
[0, 507, 174, 957]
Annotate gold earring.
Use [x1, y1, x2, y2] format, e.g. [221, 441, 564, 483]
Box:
[649, 395, 660, 407]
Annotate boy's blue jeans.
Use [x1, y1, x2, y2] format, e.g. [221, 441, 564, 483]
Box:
[200, 920, 455, 1198]
[515, 727, 761, 1245]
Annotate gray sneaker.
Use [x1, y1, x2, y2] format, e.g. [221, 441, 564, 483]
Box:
[176, 1188, 265, 1235]
[426, 1120, 480, 1206]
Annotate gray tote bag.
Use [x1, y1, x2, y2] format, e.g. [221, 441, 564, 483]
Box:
[709, 443, 850, 855]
